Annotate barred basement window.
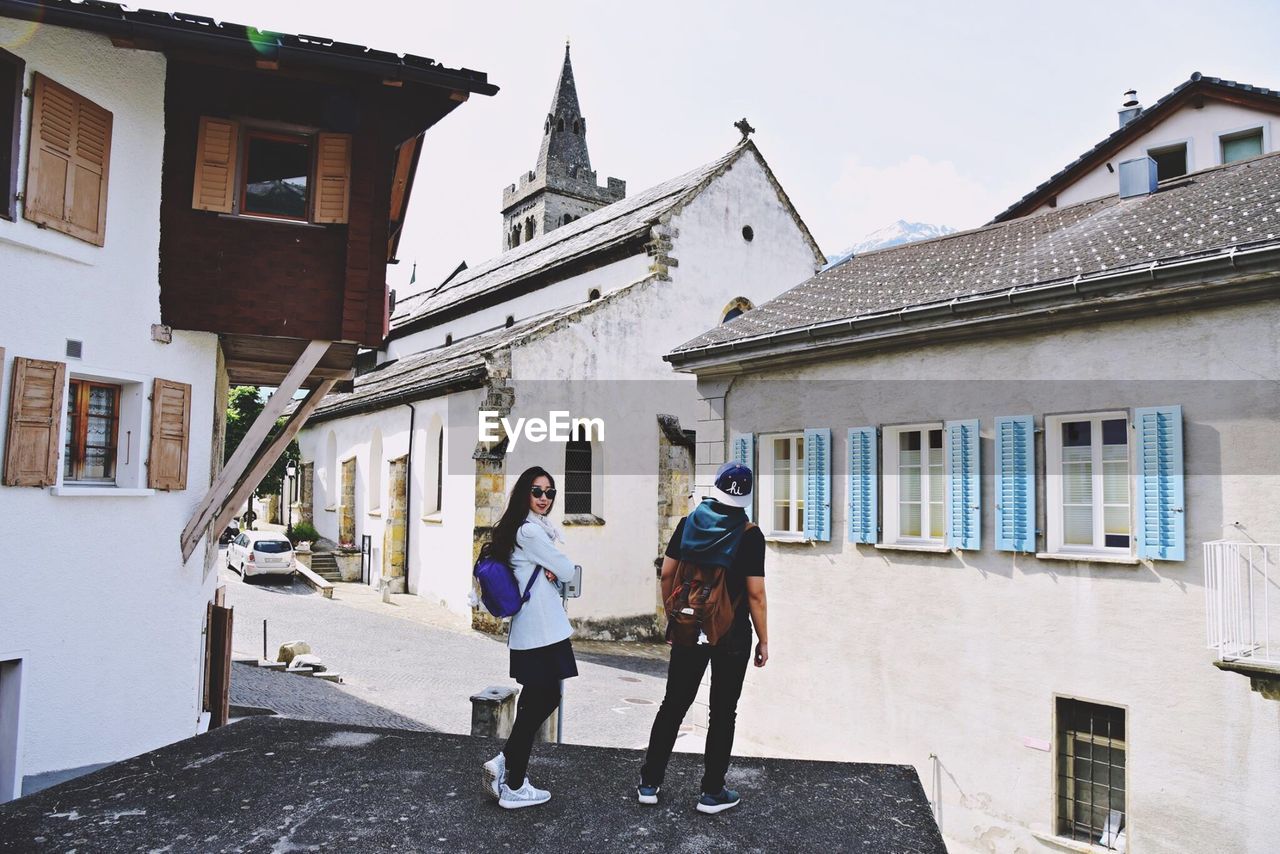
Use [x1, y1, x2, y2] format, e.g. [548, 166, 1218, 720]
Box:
[564, 425, 592, 514]
[1056, 698, 1126, 850]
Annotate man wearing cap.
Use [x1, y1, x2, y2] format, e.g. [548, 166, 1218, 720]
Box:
[637, 461, 769, 813]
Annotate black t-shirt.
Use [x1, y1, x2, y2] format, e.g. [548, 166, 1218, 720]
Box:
[666, 518, 765, 649]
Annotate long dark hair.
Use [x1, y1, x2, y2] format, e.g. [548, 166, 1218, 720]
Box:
[487, 466, 555, 564]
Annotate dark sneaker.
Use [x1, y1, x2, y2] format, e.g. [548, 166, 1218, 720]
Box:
[637, 783, 660, 805]
[696, 787, 741, 814]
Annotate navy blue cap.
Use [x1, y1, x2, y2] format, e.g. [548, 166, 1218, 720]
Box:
[711, 461, 753, 508]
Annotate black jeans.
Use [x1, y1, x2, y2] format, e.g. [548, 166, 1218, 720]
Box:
[502, 680, 560, 786]
[640, 643, 750, 795]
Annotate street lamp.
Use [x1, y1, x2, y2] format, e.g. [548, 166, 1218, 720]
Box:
[285, 460, 297, 539]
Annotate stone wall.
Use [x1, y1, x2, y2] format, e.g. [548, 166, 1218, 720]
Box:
[298, 462, 313, 525]
[339, 458, 356, 546]
[381, 456, 407, 593]
[656, 414, 695, 621]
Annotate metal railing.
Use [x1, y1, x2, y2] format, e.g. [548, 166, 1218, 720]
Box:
[1204, 541, 1280, 666]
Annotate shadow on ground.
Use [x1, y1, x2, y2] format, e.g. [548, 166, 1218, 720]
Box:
[230, 663, 435, 732]
[0, 718, 946, 854]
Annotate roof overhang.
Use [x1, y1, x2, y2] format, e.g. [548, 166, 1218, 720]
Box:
[307, 364, 488, 424]
[0, 0, 497, 96]
[221, 335, 357, 390]
[667, 241, 1280, 376]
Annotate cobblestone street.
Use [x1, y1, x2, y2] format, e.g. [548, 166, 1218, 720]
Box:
[220, 565, 743, 754]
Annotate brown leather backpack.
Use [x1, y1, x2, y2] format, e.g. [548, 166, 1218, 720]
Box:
[664, 524, 755, 646]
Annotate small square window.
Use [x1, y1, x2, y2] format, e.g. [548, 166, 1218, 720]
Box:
[241, 132, 311, 220]
[1148, 143, 1187, 181]
[1056, 698, 1126, 849]
[63, 380, 121, 482]
[1221, 128, 1263, 164]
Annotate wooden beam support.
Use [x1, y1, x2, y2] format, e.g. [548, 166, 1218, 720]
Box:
[180, 340, 332, 560]
[207, 378, 338, 545]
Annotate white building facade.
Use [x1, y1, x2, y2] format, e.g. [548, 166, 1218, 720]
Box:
[669, 153, 1280, 853]
[298, 140, 824, 634]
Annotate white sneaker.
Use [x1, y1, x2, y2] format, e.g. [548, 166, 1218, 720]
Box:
[483, 753, 505, 800]
[499, 777, 551, 809]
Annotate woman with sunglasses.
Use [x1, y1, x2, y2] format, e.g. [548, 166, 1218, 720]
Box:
[482, 465, 579, 809]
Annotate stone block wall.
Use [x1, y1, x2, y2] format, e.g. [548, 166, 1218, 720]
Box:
[381, 455, 407, 593]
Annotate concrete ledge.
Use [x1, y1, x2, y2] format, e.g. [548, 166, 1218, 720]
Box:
[294, 564, 334, 598]
[874, 543, 952, 554]
[1035, 552, 1142, 566]
[1214, 659, 1280, 700]
[0, 718, 946, 852]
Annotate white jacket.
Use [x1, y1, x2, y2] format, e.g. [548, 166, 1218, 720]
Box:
[508, 514, 577, 651]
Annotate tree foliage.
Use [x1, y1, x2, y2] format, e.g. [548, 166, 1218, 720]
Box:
[224, 386, 300, 497]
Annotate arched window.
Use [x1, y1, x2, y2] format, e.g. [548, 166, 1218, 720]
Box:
[556, 117, 564, 132]
[444, 333, 453, 346]
[572, 119, 580, 134]
[435, 424, 444, 514]
[325, 431, 337, 507]
[524, 217, 535, 242]
[425, 416, 444, 515]
[505, 315, 515, 328]
[544, 117, 551, 134]
[510, 224, 521, 248]
[564, 424, 592, 514]
[588, 288, 601, 301]
[368, 429, 383, 512]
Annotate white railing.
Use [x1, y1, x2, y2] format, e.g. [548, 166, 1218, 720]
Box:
[1204, 541, 1280, 666]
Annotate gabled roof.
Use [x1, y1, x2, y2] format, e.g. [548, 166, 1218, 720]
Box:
[390, 140, 823, 337]
[990, 72, 1280, 224]
[0, 0, 497, 95]
[670, 151, 1280, 365]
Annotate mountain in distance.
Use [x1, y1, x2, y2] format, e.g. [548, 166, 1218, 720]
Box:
[825, 220, 956, 267]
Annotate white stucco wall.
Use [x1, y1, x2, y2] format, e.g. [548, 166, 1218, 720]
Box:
[700, 300, 1280, 854]
[0, 22, 220, 793]
[386, 254, 653, 359]
[302, 146, 822, 625]
[1035, 102, 1276, 214]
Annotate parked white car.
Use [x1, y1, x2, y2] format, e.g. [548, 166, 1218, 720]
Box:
[227, 531, 295, 580]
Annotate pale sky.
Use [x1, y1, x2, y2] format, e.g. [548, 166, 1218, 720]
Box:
[122, 1, 1280, 292]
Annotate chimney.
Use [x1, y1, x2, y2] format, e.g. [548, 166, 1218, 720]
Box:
[1118, 89, 1141, 128]
[1118, 156, 1158, 198]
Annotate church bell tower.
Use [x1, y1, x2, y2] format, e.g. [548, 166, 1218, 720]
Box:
[501, 44, 626, 250]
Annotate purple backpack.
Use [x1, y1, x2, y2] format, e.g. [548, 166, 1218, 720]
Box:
[473, 554, 540, 618]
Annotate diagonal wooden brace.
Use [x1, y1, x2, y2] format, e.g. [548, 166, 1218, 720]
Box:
[180, 340, 334, 561]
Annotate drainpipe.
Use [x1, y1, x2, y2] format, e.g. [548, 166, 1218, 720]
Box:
[402, 402, 415, 593]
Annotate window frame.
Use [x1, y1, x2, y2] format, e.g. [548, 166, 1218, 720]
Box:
[0, 46, 22, 223]
[563, 425, 594, 516]
[881, 422, 946, 546]
[1045, 411, 1133, 558]
[1144, 138, 1191, 182]
[758, 431, 806, 539]
[237, 128, 315, 223]
[1054, 696, 1127, 850]
[1218, 123, 1267, 165]
[62, 379, 120, 484]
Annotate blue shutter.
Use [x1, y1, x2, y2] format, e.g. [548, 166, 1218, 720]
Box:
[847, 427, 878, 544]
[945, 419, 981, 550]
[730, 432, 755, 522]
[994, 416, 1035, 552]
[804, 428, 831, 542]
[1134, 406, 1185, 561]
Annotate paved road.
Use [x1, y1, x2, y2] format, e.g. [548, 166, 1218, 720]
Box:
[220, 566, 703, 753]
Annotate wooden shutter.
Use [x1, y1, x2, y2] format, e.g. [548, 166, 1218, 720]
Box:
[1134, 405, 1185, 561]
[148, 378, 192, 490]
[3, 357, 66, 487]
[945, 419, 981, 550]
[803, 427, 832, 542]
[994, 415, 1036, 552]
[191, 116, 238, 213]
[24, 73, 112, 245]
[313, 132, 351, 224]
[847, 426, 878, 544]
[730, 432, 755, 522]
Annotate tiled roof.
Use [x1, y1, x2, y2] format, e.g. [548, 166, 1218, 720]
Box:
[390, 144, 750, 332]
[312, 300, 603, 420]
[0, 0, 496, 95]
[673, 151, 1280, 355]
[991, 72, 1280, 223]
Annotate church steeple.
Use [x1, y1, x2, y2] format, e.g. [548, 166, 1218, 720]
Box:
[501, 44, 626, 250]
[536, 43, 591, 176]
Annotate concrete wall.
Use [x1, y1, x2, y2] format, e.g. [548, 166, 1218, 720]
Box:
[0, 21, 219, 794]
[1036, 102, 1276, 214]
[697, 300, 1280, 854]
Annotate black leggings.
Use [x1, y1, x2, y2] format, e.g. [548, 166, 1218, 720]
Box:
[502, 680, 561, 786]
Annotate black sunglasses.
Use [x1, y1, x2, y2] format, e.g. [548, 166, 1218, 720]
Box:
[531, 486, 557, 499]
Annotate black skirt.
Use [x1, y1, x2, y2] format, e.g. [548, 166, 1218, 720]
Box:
[510, 638, 578, 685]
